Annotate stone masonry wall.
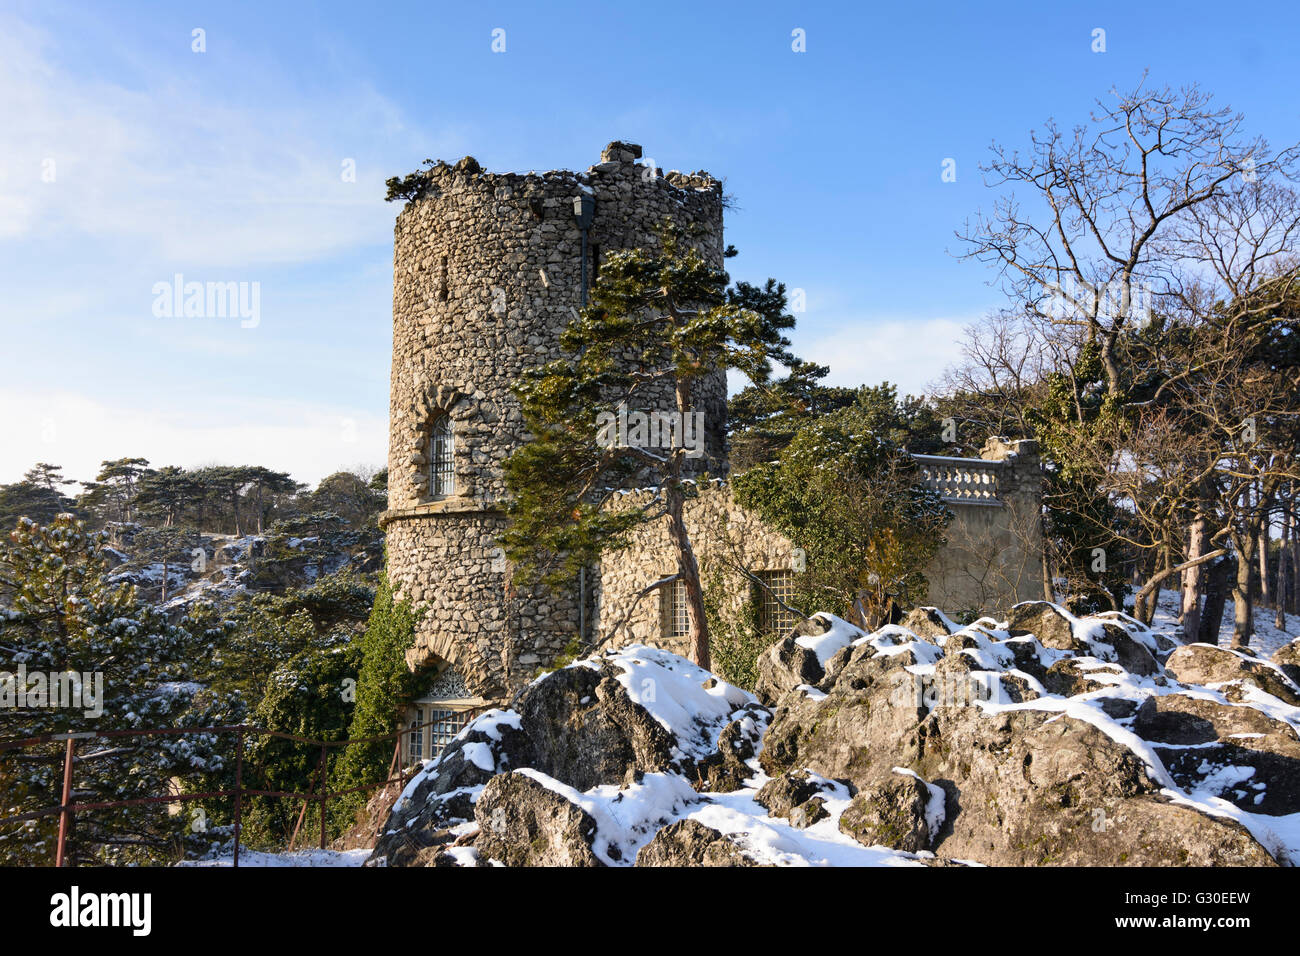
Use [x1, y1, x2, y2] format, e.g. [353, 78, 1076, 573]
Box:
[596, 482, 798, 657]
[597, 441, 1046, 656]
[382, 142, 728, 699]
[922, 438, 1045, 614]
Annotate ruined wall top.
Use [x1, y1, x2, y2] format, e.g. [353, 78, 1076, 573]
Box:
[386, 141, 729, 514]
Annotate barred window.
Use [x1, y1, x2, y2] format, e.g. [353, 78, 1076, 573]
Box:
[408, 705, 474, 764]
[408, 707, 424, 763]
[427, 708, 473, 755]
[756, 570, 797, 637]
[429, 414, 454, 497]
[659, 577, 689, 641]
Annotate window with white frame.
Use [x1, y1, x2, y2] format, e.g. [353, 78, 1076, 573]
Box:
[429, 414, 454, 497]
[408, 707, 424, 763]
[427, 709, 472, 754]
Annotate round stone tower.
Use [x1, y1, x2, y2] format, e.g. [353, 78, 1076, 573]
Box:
[380, 141, 727, 700]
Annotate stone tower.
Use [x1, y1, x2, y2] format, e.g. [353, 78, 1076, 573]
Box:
[380, 141, 728, 700]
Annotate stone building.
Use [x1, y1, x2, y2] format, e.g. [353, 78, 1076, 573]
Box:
[380, 142, 728, 756]
[380, 142, 1045, 759]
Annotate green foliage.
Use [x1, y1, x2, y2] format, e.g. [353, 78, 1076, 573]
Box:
[240, 639, 361, 846]
[701, 563, 767, 691]
[0, 515, 235, 864]
[384, 159, 440, 203]
[734, 386, 953, 626]
[502, 226, 797, 588]
[0, 464, 78, 530]
[1027, 355, 1134, 612]
[309, 472, 386, 528]
[209, 570, 374, 705]
[727, 360, 857, 473]
[330, 570, 420, 828]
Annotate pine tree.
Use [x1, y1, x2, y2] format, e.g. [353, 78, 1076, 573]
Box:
[0, 515, 231, 864]
[503, 228, 797, 671]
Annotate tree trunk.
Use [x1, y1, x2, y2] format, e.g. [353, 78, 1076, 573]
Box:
[665, 377, 709, 672]
[1040, 514, 1054, 602]
[1259, 524, 1271, 612]
[665, 483, 709, 671]
[1292, 502, 1300, 615]
[1198, 557, 1229, 645]
[1181, 513, 1206, 641]
[1276, 510, 1289, 630]
[1231, 536, 1255, 648]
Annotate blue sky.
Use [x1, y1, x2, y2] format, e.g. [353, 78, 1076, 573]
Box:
[2, 0, 1297, 486]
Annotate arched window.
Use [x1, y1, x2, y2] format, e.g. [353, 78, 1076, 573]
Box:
[429, 414, 454, 497]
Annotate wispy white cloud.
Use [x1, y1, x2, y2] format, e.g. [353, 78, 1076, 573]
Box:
[0, 387, 386, 487]
[799, 315, 972, 397]
[0, 11, 456, 268]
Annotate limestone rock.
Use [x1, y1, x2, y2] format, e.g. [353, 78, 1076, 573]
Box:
[474, 772, 603, 867]
[1272, 638, 1300, 687]
[1166, 643, 1300, 706]
[754, 633, 825, 707]
[901, 606, 954, 642]
[1006, 601, 1079, 651]
[635, 819, 754, 867]
[838, 774, 934, 852]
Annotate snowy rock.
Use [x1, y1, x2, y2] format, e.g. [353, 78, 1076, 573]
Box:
[1166, 643, 1300, 706]
[635, 820, 754, 867]
[1272, 638, 1300, 687]
[754, 614, 864, 706]
[516, 662, 682, 790]
[838, 773, 936, 853]
[1006, 601, 1079, 651]
[901, 606, 955, 642]
[475, 772, 604, 867]
[370, 603, 1300, 867]
[755, 769, 848, 819]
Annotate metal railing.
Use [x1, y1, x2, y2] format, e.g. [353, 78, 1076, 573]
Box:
[911, 454, 1004, 505]
[0, 709, 485, 867]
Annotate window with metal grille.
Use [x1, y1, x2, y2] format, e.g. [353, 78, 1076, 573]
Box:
[429, 415, 454, 497]
[408, 707, 424, 763]
[427, 708, 472, 756]
[756, 570, 798, 637]
[659, 577, 689, 641]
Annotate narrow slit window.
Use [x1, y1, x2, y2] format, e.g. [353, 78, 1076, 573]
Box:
[756, 570, 797, 637]
[659, 578, 689, 641]
[429, 415, 454, 497]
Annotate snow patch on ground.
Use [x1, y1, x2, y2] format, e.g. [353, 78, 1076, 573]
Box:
[180, 848, 369, 867]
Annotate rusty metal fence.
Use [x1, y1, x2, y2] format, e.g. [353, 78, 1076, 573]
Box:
[0, 709, 485, 867]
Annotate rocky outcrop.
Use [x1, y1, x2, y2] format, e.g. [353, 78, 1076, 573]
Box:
[474, 773, 604, 867]
[838, 773, 936, 853]
[371, 605, 1300, 868]
[754, 616, 836, 706]
[759, 608, 1296, 866]
[635, 820, 755, 867]
[1166, 643, 1300, 706]
[1271, 639, 1300, 688]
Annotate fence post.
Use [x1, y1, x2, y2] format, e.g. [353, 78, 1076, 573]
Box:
[318, 745, 328, 851]
[55, 736, 75, 868]
[233, 728, 244, 868]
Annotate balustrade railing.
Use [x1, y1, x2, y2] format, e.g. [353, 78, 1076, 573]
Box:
[911, 454, 1003, 505]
